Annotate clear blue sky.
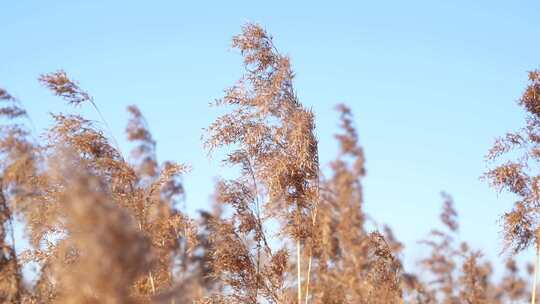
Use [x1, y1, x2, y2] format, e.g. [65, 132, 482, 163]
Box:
[2, 1, 540, 274]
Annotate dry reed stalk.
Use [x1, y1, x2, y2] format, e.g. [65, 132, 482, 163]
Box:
[303, 203, 318, 304]
[205, 22, 318, 303]
[533, 231, 540, 304]
[304, 253, 312, 304]
[484, 70, 540, 304]
[297, 239, 302, 304]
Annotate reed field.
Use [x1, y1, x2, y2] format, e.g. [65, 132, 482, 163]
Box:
[1, 22, 540, 304]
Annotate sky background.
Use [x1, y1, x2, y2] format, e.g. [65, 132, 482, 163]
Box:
[2, 1, 540, 276]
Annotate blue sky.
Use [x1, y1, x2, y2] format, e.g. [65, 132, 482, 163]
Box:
[2, 1, 540, 274]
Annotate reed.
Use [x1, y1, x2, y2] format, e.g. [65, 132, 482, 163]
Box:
[0, 23, 536, 304]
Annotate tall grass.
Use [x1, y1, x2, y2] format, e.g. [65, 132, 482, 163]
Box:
[0, 23, 537, 304]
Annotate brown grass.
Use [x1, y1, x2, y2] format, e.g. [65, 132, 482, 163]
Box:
[0, 23, 536, 304]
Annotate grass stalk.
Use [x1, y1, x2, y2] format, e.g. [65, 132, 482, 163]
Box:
[533, 240, 540, 304]
[297, 238, 302, 304]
